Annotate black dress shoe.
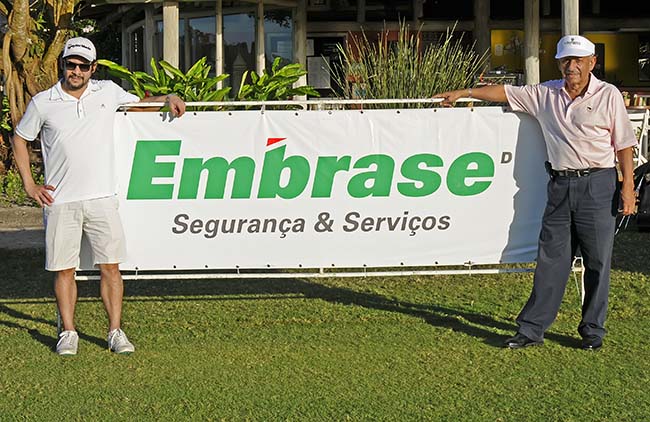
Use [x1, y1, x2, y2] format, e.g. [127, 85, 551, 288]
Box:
[581, 336, 603, 351]
[504, 333, 544, 349]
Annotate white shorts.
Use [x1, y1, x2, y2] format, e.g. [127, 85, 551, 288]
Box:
[44, 196, 126, 271]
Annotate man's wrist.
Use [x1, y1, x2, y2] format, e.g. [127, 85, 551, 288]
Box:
[23, 181, 36, 191]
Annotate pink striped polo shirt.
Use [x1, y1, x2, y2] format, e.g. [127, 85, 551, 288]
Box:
[504, 74, 637, 170]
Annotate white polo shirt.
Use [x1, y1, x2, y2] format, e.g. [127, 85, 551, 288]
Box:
[505, 74, 637, 170]
[16, 80, 139, 204]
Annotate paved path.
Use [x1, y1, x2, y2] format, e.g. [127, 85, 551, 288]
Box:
[0, 206, 44, 249]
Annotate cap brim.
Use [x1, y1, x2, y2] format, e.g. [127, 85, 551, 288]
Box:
[555, 49, 594, 59]
[62, 52, 95, 62]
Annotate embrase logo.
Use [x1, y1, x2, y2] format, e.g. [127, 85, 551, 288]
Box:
[126, 138, 496, 200]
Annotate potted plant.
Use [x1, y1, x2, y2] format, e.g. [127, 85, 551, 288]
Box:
[622, 91, 631, 107]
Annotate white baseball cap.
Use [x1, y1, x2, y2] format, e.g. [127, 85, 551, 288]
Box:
[62, 37, 97, 62]
[555, 35, 595, 59]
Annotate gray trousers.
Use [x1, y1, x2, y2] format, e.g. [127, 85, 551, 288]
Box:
[516, 168, 618, 341]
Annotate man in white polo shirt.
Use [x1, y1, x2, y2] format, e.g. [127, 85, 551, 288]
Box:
[11, 37, 186, 356]
[435, 35, 637, 351]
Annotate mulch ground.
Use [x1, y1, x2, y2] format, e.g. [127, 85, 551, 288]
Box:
[0, 205, 44, 249]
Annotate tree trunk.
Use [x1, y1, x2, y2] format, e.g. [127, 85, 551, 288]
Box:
[0, 0, 79, 169]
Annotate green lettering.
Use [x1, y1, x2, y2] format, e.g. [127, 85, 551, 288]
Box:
[178, 156, 255, 199]
[311, 156, 352, 197]
[447, 152, 494, 196]
[397, 154, 443, 197]
[347, 155, 394, 198]
[127, 140, 180, 200]
[258, 145, 310, 199]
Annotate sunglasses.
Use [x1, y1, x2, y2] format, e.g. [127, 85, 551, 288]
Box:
[64, 60, 93, 72]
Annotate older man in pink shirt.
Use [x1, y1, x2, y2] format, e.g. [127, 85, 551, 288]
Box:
[436, 35, 637, 351]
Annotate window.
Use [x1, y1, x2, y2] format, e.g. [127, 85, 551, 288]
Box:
[264, 10, 293, 70]
[224, 13, 256, 91]
[180, 17, 216, 74]
[130, 27, 145, 71]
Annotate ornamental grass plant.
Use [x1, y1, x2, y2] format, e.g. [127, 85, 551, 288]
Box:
[332, 22, 488, 107]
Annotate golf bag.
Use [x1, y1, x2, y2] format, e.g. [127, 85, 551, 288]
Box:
[636, 162, 650, 231]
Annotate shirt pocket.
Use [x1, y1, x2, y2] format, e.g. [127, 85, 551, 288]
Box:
[587, 171, 617, 208]
[571, 103, 610, 136]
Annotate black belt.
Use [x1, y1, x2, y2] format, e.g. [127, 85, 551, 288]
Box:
[550, 167, 610, 178]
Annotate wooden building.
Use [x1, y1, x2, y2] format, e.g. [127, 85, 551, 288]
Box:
[90, 0, 650, 95]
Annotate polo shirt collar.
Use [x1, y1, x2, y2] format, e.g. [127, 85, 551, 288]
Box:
[50, 79, 101, 101]
[558, 72, 600, 100]
[584, 73, 601, 96]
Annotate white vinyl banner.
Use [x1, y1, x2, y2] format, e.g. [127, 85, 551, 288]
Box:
[81, 107, 549, 270]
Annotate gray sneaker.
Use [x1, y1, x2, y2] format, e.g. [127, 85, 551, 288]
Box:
[56, 330, 79, 356]
[108, 329, 135, 354]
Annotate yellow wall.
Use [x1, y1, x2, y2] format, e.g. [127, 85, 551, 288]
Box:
[583, 32, 649, 87]
[490, 30, 525, 72]
[491, 30, 650, 87]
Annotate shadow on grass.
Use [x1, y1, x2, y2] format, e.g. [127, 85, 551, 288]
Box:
[0, 249, 117, 350]
[0, 318, 56, 352]
[0, 248, 585, 349]
[0, 303, 106, 351]
[117, 277, 579, 348]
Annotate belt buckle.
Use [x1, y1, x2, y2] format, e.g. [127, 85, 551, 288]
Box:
[565, 169, 589, 177]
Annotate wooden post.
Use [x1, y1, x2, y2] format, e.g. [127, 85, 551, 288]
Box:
[413, 0, 423, 28]
[121, 20, 129, 89]
[184, 17, 191, 71]
[121, 20, 128, 69]
[357, 0, 365, 24]
[256, 0, 265, 75]
[562, 0, 579, 35]
[473, 0, 491, 68]
[293, 0, 307, 97]
[216, 0, 224, 88]
[144, 4, 155, 73]
[524, 0, 540, 85]
[163, 1, 179, 67]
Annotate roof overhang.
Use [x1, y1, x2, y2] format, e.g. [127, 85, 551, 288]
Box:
[93, 0, 298, 6]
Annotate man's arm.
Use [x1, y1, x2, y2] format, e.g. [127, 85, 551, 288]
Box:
[141, 94, 186, 117]
[433, 85, 508, 107]
[10, 134, 55, 207]
[617, 146, 636, 216]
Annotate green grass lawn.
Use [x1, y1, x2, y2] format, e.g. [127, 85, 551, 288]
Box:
[1, 229, 649, 421]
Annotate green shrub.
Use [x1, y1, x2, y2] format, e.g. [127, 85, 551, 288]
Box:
[1, 96, 12, 132]
[98, 57, 231, 110]
[1, 165, 44, 206]
[236, 57, 320, 103]
[100, 56, 320, 110]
